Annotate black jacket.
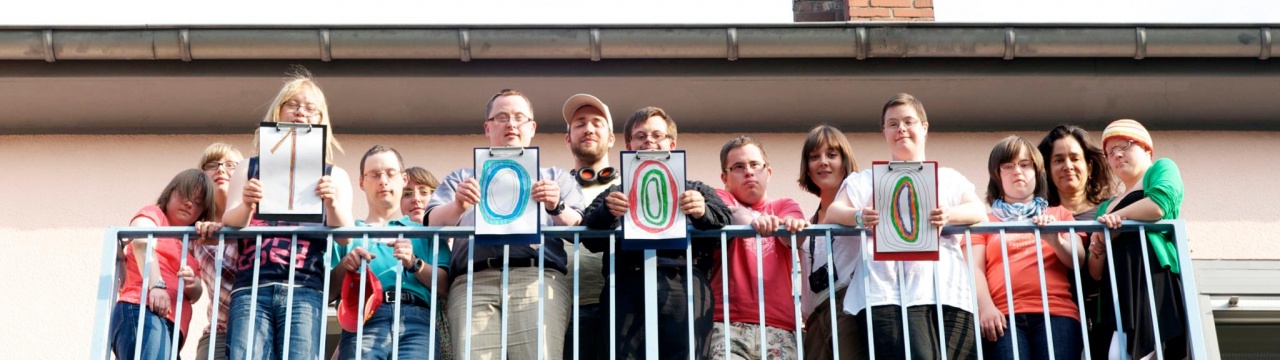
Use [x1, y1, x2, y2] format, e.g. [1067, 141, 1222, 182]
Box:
[582, 180, 731, 274]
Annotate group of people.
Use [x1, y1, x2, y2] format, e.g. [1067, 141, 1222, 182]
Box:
[108, 67, 1188, 360]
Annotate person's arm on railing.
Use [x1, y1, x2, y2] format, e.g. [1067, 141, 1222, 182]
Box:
[426, 175, 477, 227]
[688, 181, 731, 230]
[934, 190, 987, 227]
[1031, 214, 1085, 268]
[222, 165, 256, 228]
[401, 237, 452, 297]
[1087, 233, 1106, 280]
[970, 242, 1007, 342]
[177, 265, 203, 303]
[535, 173, 583, 226]
[582, 187, 622, 254]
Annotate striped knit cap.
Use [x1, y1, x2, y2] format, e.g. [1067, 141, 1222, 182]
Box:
[1102, 119, 1153, 153]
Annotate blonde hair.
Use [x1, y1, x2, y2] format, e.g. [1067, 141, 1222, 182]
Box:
[252, 66, 344, 164]
[198, 142, 243, 168]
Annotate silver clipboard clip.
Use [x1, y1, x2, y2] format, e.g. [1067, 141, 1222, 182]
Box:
[488, 146, 525, 157]
[634, 150, 672, 160]
[887, 161, 924, 171]
[274, 122, 315, 133]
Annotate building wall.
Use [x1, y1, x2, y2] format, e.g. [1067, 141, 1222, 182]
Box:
[2, 130, 1274, 359]
[795, 0, 935, 21]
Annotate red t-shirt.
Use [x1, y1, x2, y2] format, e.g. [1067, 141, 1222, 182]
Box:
[711, 190, 804, 331]
[972, 206, 1079, 320]
[118, 204, 203, 337]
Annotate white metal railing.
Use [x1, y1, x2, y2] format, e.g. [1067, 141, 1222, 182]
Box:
[89, 221, 1205, 360]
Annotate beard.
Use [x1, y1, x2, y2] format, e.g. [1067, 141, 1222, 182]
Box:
[571, 139, 607, 164]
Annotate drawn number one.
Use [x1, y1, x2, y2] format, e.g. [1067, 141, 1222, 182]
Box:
[270, 128, 298, 210]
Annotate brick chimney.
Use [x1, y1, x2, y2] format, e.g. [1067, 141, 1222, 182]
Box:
[794, 0, 934, 22]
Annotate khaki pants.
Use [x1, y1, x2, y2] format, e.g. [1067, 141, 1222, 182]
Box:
[708, 322, 798, 360]
[448, 267, 570, 360]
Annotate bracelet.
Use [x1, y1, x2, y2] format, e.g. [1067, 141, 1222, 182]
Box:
[855, 210, 865, 228]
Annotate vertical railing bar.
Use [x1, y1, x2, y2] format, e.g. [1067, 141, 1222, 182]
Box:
[1034, 228, 1057, 360]
[789, 233, 804, 360]
[465, 235, 476, 360]
[755, 234, 766, 359]
[428, 233, 441, 360]
[1102, 230, 1129, 360]
[538, 235, 546, 360]
[133, 233, 157, 360]
[282, 234, 301, 359]
[608, 233, 617, 360]
[572, 233, 581, 360]
[966, 230, 985, 360]
[355, 234, 369, 360]
[391, 233, 406, 360]
[1069, 227, 1093, 360]
[319, 234, 336, 360]
[168, 234, 191, 360]
[720, 231, 730, 357]
[1137, 226, 1165, 360]
[207, 234, 226, 360]
[934, 261, 948, 360]
[686, 238, 696, 360]
[824, 229, 840, 360]
[91, 229, 122, 360]
[998, 229, 1020, 360]
[897, 262, 910, 360]
[1171, 221, 1208, 359]
[861, 230, 875, 359]
[644, 248, 658, 359]
[501, 244, 510, 360]
[245, 234, 264, 360]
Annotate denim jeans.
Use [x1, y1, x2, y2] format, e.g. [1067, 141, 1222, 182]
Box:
[111, 302, 178, 360]
[987, 314, 1083, 360]
[226, 284, 324, 360]
[337, 302, 446, 359]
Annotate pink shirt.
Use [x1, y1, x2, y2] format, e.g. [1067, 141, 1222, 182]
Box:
[711, 190, 804, 331]
[118, 204, 202, 338]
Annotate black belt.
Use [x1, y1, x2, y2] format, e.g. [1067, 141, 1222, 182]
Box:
[472, 257, 566, 275]
[382, 291, 430, 308]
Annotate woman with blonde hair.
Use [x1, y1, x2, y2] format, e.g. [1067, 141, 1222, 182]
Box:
[192, 142, 244, 360]
[223, 67, 354, 360]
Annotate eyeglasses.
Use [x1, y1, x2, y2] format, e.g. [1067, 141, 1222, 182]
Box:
[202, 161, 238, 173]
[488, 113, 532, 125]
[1107, 140, 1136, 158]
[632, 131, 670, 142]
[999, 161, 1036, 174]
[725, 161, 768, 174]
[403, 186, 434, 198]
[363, 169, 402, 181]
[282, 101, 321, 115]
[884, 118, 922, 130]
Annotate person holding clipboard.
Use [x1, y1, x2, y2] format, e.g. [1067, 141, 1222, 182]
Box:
[825, 93, 987, 360]
[222, 68, 355, 360]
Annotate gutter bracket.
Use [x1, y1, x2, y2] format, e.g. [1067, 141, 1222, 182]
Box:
[1261, 27, 1272, 60]
[179, 29, 192, 62]
[1135, 27, 1147, 60]
[459, 28, 472, 62]
[43, 29, 55, 63]
[727, 27, 738, 61]
[1003, 27, 1016, 60]
[590, 28, 601, 62]
[855, 26, 868, 60]
[320, 29, 332, 62]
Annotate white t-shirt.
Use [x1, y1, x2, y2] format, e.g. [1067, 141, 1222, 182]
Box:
[840, 167, 978, 316]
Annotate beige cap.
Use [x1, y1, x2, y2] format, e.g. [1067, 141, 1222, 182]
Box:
[561, 94, 612, 131]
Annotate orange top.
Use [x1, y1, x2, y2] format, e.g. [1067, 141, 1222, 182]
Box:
[973, 206, 1080, 320]
[118, 204, 202, 337]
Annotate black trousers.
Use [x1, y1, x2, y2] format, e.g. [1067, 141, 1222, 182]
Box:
[852, 304, 978, 360]
[598, 266, 714, 360]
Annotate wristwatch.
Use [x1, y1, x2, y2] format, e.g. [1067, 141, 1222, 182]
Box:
[407, 258, 425, 274]
[150, 280, 167, 290]
[545, 200, 566, 216]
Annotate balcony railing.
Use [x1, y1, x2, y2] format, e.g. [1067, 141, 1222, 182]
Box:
[90, 221, 1207, 360]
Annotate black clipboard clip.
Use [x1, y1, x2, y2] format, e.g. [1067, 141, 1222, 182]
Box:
[274, 122, 315, 133]
[887, 161, 923, 171]
[488, 146, 525, 157]
[634, 150, 672, 160]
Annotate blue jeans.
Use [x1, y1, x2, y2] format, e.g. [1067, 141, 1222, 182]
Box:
[226, 284, 324, 360]
[110, 302, 178, 360]
[337, 302, 446, 359]
[987, 314, 1083, 360]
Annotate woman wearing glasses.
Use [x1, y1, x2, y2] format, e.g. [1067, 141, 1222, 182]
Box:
[193, 143, 244, 360]
[1087, 119, 1187, 360]
[111, 169, 221, 360]
[223, 67, 355, 360]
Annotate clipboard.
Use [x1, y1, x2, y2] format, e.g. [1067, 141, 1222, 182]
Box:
[871, 160, 940, 261]
[256, 122, 328, 223]
[620, 150, 689, 250]
[474, 146, 541, 245]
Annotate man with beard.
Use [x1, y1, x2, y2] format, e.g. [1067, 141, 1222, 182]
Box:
[559, 94, 619, 360]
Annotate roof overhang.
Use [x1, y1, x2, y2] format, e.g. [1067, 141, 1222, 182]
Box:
[1, 23, 1277, 134]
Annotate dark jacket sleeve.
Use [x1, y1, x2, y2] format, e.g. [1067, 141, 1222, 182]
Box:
[582, 184, 623, 253]
[687, 180, 730, 231]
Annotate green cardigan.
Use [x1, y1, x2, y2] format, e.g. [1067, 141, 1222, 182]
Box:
[1097, 158, 1184, 274]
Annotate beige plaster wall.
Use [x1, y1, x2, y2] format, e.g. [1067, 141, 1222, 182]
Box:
[1, 130, 1275, 359]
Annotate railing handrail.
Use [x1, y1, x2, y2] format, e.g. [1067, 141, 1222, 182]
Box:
[103, 220, 1182, 240]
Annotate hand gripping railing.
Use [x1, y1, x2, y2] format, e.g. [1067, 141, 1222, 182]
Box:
[88, 220, 1205, 360]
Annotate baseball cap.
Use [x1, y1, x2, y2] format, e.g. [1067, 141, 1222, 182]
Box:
[337, 268, 384, 333]
[561, 94, 612, 132]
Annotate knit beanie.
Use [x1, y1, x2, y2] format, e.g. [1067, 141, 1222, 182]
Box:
[1102, 119, 1153, 153]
